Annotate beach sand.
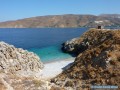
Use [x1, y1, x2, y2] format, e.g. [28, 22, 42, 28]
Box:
[36, 58, 75, 80]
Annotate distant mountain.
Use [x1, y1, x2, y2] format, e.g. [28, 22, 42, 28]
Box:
[0, 14, 120, 28]
[100, 14, 120, 18]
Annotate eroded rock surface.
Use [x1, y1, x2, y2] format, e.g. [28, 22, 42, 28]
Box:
[0, 41, 44, 75]
[0, 42, 51, 90]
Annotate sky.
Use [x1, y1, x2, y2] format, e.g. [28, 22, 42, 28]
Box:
[0, 0, 120, 21]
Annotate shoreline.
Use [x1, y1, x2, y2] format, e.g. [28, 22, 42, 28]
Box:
[43, 57, 75, 64]
[36, 57, 75, 80]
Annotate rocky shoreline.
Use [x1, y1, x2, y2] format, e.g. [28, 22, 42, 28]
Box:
[0, 28, 120, 90]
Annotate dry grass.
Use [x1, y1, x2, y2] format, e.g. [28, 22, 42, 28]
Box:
[52, 29, 120, 89]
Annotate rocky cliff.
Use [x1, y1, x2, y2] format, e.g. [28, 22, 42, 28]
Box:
[0, 14, 120, 28]
[0, 42, 51, 90]
[51, 29, 120, 90]
[0, 41, 43, 75]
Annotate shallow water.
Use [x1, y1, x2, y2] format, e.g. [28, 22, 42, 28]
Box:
[28, 45, 73, 63]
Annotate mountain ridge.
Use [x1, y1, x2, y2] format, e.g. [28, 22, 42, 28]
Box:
[0, 14, 120, 28]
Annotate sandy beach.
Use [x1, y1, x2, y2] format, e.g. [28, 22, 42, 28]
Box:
[36, 58, 75, 80]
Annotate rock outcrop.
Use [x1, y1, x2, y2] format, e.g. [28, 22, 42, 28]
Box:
[0, 41, 43, 75]
[62, 37, 89, 54]
[0, 42, 51, 90]
[52, 29, 120, 90]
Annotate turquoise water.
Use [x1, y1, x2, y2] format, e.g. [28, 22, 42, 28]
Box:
[0, 28, 120, 62]
[0, 28, 88, 62]
[28, 45, 73, 63]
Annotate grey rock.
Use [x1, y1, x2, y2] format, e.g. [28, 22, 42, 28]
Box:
[0, 41, 44, 76]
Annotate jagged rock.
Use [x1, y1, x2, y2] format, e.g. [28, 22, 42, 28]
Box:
[0, 41, 44, 76]
[62, 37, 90, 54]
[0, 42, 51, 90]
[62, 38, 79, 53]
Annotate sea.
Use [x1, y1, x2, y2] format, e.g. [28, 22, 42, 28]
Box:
[0, 28, 88, 63]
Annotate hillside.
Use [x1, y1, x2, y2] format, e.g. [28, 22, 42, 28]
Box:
[0, 14, 120, 28]
[51, 29, 120, 90]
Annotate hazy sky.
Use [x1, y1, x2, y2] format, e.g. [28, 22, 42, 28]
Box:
[0, 0, 120, 21]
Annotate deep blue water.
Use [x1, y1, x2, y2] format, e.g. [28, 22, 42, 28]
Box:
[0, 28, 88, 62]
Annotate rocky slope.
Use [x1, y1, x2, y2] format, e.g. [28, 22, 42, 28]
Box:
[51, 29, 120, 90]
[0, 14, 120, 28]
[0, 41, 43, 75]
[0, 42, 51, 90]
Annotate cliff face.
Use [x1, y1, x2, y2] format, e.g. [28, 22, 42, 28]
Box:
[0, 14, 120, 28]
[51, 29, 120, 90]
[0, 42, 51, 90]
